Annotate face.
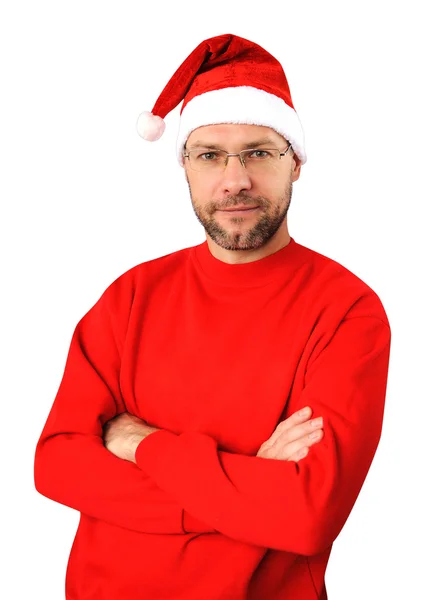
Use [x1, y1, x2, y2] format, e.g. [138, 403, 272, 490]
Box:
[183, 124, 301, 252]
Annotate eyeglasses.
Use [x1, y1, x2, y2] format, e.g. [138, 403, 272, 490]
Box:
[183, 144, 293, 173]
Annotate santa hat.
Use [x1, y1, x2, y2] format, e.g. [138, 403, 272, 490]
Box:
[136, 33, 307, 166]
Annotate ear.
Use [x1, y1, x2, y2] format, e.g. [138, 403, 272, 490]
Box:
[291, 153, 302, 182]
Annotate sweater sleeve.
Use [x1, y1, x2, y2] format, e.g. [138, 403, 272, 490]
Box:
[33, 280, 214, 535]
[135, 314, 391, 554]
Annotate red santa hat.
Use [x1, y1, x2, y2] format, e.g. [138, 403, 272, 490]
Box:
[136, 33, 307, 166]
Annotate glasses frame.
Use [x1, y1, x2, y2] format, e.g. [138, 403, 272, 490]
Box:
[183, 144, 293, 171]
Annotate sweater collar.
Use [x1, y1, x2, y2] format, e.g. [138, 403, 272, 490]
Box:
[192, 236, 305, 287]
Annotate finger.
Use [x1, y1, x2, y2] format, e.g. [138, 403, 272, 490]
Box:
[287, 446, 309, 462]
[262, 406, 313, 449]
[270, 427, 324, 459]
[263, 413, 322, 452]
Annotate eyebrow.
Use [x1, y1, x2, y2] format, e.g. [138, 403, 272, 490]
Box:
[187, 137, 277, 150]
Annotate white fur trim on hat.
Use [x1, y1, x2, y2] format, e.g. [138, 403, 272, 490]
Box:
[176, 85, 307, 166]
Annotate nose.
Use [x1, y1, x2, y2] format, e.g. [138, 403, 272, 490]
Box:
[219, 155, 252, 195]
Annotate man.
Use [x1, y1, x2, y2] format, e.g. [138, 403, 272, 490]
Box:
[34, 34, 391, 599]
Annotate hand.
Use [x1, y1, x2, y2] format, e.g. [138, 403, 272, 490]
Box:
[256, 406, 323, 462]
[103, 412, 159, 463]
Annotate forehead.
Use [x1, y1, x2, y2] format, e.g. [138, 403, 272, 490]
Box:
[186, 123, 286, 148]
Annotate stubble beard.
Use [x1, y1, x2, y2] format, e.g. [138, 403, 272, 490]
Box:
[188, 178, 293, 251]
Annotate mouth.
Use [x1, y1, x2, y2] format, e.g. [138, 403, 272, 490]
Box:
[219, 206, 260, 214]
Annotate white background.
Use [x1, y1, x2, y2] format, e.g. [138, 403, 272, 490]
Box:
[2, 1, 425, 598]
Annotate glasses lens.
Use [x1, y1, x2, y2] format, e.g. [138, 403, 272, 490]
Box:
[242, 148, 281, 171]
[189, 149, 227, 172]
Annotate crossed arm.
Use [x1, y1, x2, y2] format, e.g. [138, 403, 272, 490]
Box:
[127, 314, 390, 554]
[34, 284, 391, 554]
[33, 288, 213, 535]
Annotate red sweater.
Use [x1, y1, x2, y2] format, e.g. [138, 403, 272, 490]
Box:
[34, 237, 391, 600]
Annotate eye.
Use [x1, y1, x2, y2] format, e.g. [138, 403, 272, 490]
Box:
[199, 152, 218, 161]
[249, 150, 271, 159]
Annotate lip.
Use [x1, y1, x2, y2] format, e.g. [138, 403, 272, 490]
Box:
[219, 206, 260, 213]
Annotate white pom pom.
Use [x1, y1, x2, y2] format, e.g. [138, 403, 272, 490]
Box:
[136, 111, 165, 141]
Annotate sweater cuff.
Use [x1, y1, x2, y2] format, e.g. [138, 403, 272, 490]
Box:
[134, 429, 178, 473]
[135, 430, 217, 535]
